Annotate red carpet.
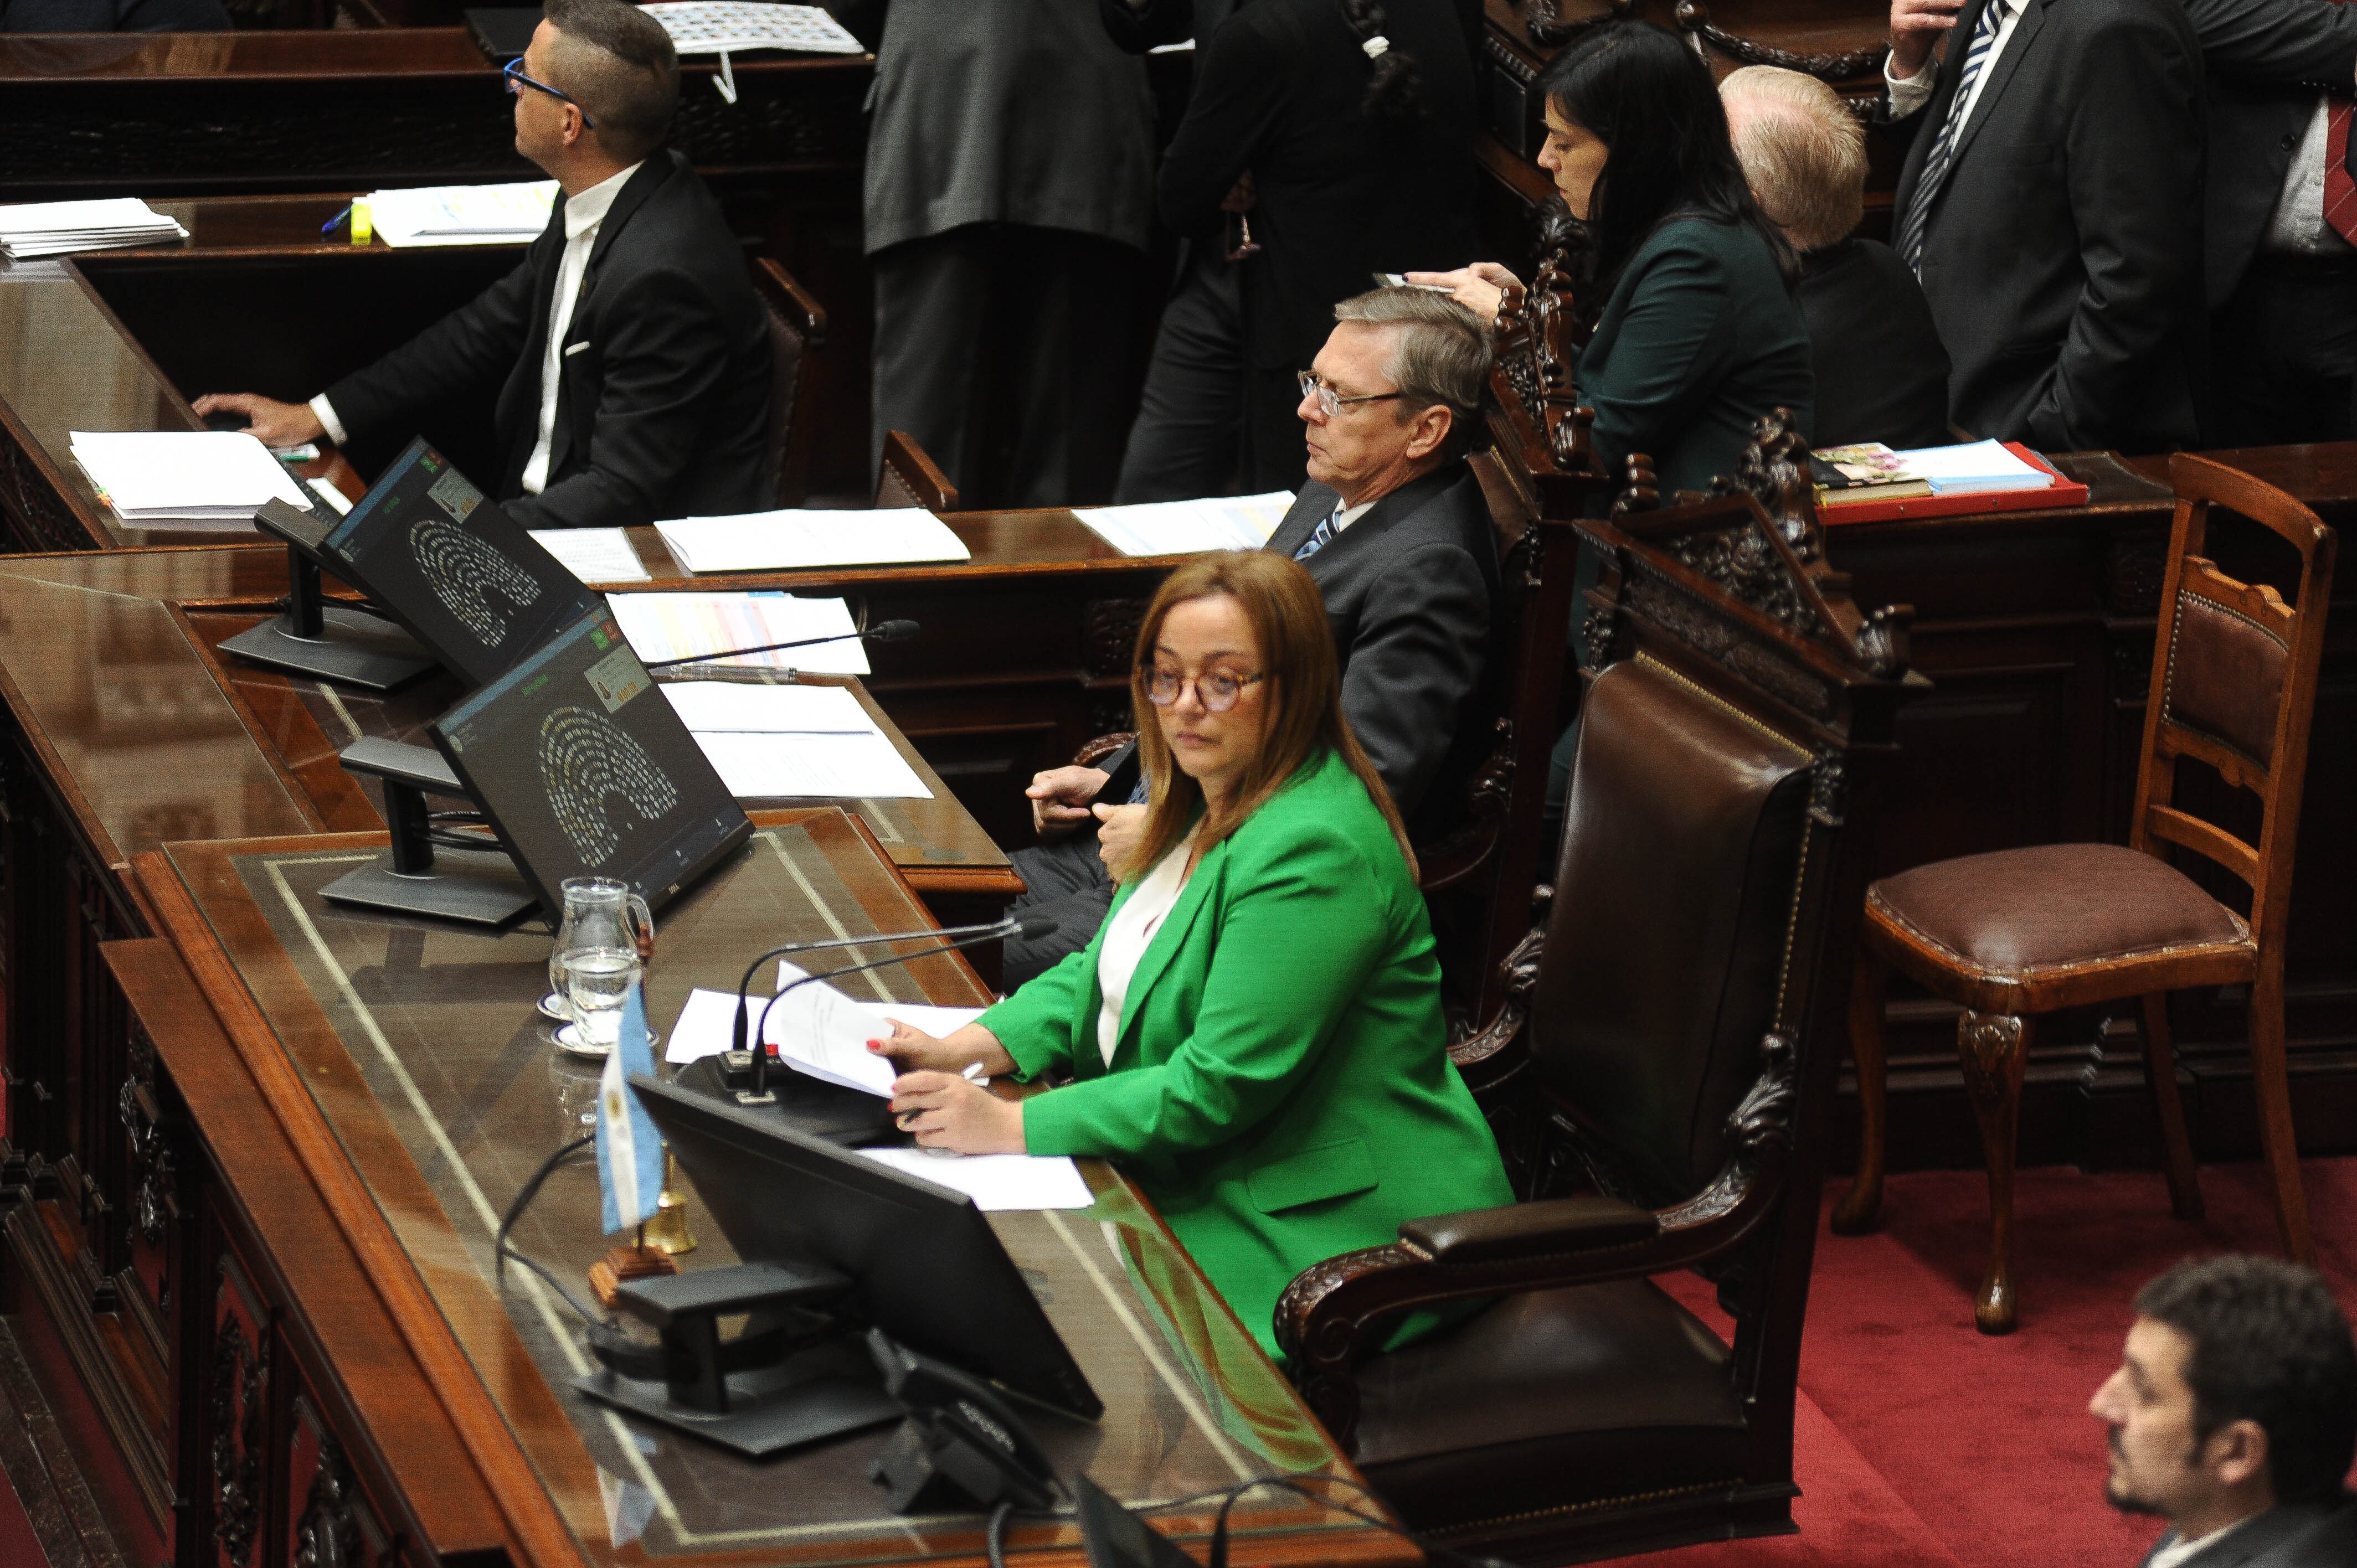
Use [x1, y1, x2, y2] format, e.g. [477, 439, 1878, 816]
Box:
[1617, 1157, 2357, 1567]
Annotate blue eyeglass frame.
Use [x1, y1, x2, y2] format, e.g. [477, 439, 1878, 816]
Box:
[503, 58, 597, 128]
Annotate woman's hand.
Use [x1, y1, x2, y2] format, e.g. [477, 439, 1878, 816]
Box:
[868, 1019, 1016, 1078]
[1093, 802, 1147, 875]
[1403, 262, 1525, 328]
[889, 1071, 1026, 1154]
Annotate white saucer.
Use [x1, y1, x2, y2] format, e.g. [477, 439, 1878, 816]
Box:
[537, 991, 570, 1022]
[551, 1022, 656, 1060]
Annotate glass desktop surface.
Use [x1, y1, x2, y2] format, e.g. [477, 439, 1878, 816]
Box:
[161, 814, 1368, 1566]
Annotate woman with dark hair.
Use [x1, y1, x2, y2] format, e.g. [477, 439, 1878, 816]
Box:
[1414, 20, 1813, 494]
[1135, 0, 1479, 496]
[871, 550, 1512, 1358]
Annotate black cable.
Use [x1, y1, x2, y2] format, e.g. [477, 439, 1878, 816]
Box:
[986, 1500, 1014, 1568]
[494, 1132, 613, 1328]
[1133, 1474, 1511, 1568]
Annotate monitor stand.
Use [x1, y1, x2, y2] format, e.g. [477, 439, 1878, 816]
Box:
[319, 738, 536, 927]
[575, 1261, 902, 1458]
[220, 539, 436, 693]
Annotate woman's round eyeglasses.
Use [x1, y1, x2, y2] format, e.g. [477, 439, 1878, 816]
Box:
[1139, 666, 1265, 712]
[504, 58, 597, 128]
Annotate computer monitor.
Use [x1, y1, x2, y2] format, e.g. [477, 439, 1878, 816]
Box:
[322, 437, 601, 684]
[222, 438, 599, 692]
[630, 1072, 1104, 1421]
[427, 606, 752, 915]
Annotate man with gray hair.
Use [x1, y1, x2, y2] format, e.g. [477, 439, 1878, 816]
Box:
[197, 0, 771, 530]
[1720, 65, 1951, 449]
[1003, 288, 1501, 983]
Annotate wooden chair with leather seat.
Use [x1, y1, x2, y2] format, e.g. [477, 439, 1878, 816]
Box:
[1276, 477, 1916, 1562]
[874, 429, 959, 513]
[1833, 453, 2337, 1334]
[749, 257, 827, 507]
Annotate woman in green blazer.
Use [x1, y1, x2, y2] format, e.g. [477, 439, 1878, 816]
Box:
[1413, 20, 1814, 494]
[875, 550, 1512, 1359]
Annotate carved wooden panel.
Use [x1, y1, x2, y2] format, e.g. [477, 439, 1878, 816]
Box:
[117, 1011, 182, 1366]
[209, 1254, 275, 1568]
[285, 1391, 394, 1568]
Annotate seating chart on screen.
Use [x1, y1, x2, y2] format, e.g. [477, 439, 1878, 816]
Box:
[537, 704, 682, 867]
[408, 514, 545, 647]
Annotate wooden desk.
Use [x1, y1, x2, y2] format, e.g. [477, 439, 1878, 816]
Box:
[25, 808, 1411, 1567]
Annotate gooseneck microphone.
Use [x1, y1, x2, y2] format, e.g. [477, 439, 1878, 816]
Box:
[728, 913, 1058, 1106]
[642, 617, 919, 672]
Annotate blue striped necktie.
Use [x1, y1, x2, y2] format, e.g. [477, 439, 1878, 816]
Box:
[1293, 504, 1342, 562]
[1892, 0, 2012, 275]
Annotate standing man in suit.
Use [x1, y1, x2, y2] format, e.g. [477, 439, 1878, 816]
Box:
[1004, 288, 1497, 984]
[1882, 0, 2205, 451]
[1721, 66, 1952, 450]
[2091, 1256, 2356, 1567]
[2182, 0, 2357, 447]
[847, 0, 1155, 510]
[196, 0, 771, 530]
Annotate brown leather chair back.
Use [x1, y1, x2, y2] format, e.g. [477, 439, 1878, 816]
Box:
[749, 258, 826, 508]
[2130, 455, 2338, 953]
[1531, 656, 1814, 1199]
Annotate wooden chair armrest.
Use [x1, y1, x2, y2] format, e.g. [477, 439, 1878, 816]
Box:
[1073, 731, 1134, 769]
[1401, 1193, 1657, 1263]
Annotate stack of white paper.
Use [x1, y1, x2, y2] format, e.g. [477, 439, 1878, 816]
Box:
[69, 431, 311, 527]
[640, 2, 865, 54]
[608, 590, 869, 673]
[366, 182, 557, 249]
[0, 199, 186, 259]
[660, 680, 933, 800]
[1072, 491, 1295, 557]
[529, 527, 652, 584]
[663, 981, 986, 1086]
[1891, 440, 2057, 496]
[655, 507, 970, 574]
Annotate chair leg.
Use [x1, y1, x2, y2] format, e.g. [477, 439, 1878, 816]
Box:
[2247, 970, 2316, 1265]
[2137, 993, 2204, 1222]
[1830, 951, 1890, 1235]
[1958, 1009, 2030, 1335]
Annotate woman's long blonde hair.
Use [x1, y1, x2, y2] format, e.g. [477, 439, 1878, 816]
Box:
[1116, 551, 1414, 882]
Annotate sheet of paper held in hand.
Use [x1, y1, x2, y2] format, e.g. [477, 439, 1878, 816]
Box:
[659, 983, 1091, 1210]
[652, 508, 971, 573]
[1071, 491, 1296, 556]
[529, 527, 652, 584]
[606, 590, 869, 674]
[657, 681, 933, 800]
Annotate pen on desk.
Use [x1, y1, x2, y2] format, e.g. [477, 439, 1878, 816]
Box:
[320, 204, 352, 235]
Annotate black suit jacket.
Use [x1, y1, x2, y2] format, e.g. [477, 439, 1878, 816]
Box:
[1798, 238, 1953, 450]
[1156, 0, 1476, 376]
[1098, 461, 1497, 833]
[2183, 0, 2357, 308]
[2136, 1493, 2357, 1568]
[1097, 0, 1240, 52]
[1885, 0, 2205, 451]
[325, 151, 772, 530]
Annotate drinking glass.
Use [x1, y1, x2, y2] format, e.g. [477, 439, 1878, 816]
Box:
[562, 946, 640, 1058]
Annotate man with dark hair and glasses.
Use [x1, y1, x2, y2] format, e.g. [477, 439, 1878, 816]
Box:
[196, 0, 770, 531]
[1003, 287, 1499, 984]
[2091, 1256, 2356, 1567]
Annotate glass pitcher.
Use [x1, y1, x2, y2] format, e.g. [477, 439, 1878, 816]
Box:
[543, 876, 654, 1020]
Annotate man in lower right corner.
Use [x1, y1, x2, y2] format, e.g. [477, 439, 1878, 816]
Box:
[2090, 1256, 2356, 1567]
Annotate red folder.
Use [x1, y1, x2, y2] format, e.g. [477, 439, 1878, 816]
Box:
[1818, 442, 2088, 524]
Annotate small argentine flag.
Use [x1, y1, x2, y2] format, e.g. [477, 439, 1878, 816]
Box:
[594, 980, 666, 1235]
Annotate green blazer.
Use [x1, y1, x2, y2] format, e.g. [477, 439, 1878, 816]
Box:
[980, 747, 1512, 1360]
[1579, 213, 1816, 497]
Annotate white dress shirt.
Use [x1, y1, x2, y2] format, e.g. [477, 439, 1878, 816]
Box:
[1885, 0, 2026, 135]
[1332, 497, 1376, 533]
[2144, 1509, 2262, 1568]
[1093, 834, 1195, 1067]
[2262, 99, 2355, 257]
[310, 159, 645, 481]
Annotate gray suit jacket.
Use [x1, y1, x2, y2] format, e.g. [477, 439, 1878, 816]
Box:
[2181, 0, 2357, 308]
[2136, 1494, 2357, 1568]
[1097, 460, 1498, 833]
[852, 0, 1157, 256]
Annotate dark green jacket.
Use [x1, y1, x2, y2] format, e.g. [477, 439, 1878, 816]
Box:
[981, 748, 1512, 1358]
[1579, 214, 1815, 497]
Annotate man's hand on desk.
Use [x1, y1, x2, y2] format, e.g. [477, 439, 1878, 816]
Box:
[191, 393, 325, 451]
[1027, 765, 1110, 839]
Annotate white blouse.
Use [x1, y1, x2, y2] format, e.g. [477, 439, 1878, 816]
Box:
[1094, 836, 1196, 1067]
